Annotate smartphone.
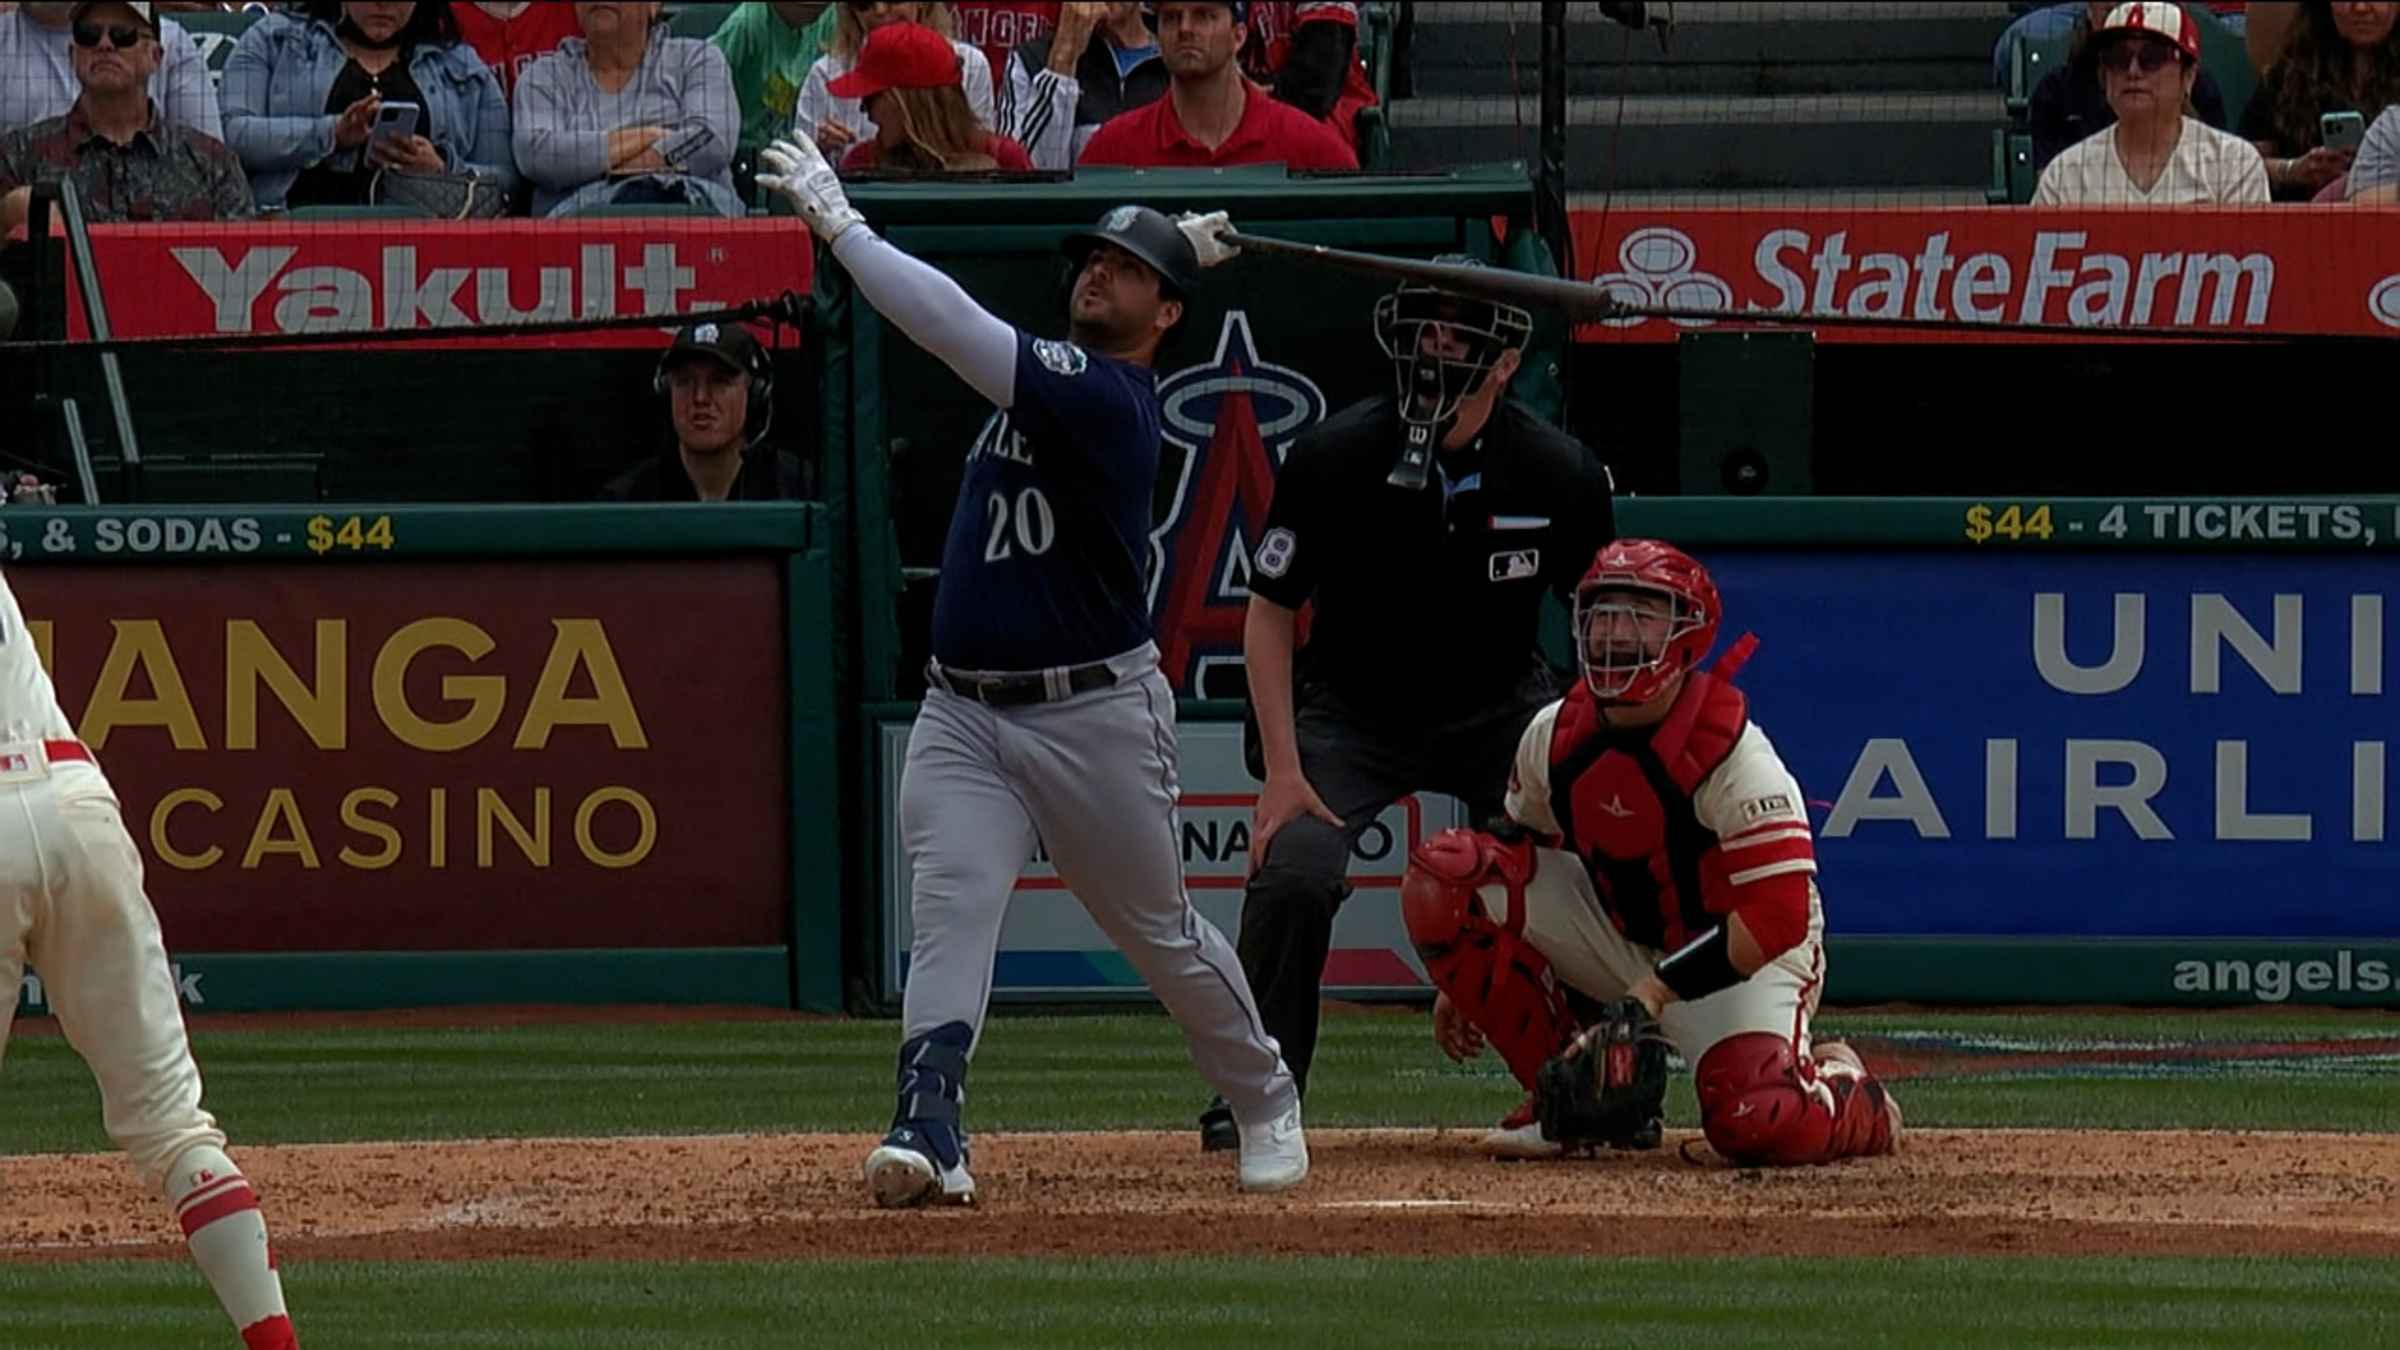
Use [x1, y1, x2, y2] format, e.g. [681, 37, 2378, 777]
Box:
[656, 123, 714, 171]
[370, 101, 421, 145]
[2323, 110, 2366, 154]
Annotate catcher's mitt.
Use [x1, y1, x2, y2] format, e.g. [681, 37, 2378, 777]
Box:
[1534, 997, 1669, 1151]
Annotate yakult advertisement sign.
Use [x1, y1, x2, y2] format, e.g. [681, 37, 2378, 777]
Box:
[67, 219, 814, 350]
[1568, 207, 2400, 342]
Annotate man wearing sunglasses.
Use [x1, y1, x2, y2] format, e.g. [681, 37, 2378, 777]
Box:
[0, 1, 253, 239]
[2033, 0, 2268, 203]
[0, 0, 223, 139]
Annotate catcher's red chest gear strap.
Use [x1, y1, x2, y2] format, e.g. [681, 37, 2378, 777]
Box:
[1401, 829, 1578, 1091]
[1546, 672, 1749, 951]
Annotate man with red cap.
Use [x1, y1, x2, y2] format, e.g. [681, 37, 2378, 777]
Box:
[1077, 0, 1354, 168]
[1396, 539, 1904, 1167]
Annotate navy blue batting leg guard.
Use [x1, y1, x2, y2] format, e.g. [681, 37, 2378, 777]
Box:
[887, 1022, 973, 1168]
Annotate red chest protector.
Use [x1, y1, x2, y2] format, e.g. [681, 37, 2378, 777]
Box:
[1547, 648, 1752, 953]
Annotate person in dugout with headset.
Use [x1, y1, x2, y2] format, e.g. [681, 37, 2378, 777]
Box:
[600, 319, 813, 501]
[1194, 260, 1619, 1152]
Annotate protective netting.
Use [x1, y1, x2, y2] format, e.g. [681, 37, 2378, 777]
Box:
[3, 1, 2396, 509]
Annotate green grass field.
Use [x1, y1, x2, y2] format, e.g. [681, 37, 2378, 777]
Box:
[6, 1255, 2398, 1350]
[3, 1006, 2395, 1348]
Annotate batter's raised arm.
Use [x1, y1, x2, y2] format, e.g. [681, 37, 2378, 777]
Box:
[758, 136, 1021, 409]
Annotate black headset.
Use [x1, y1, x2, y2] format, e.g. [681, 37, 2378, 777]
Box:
[654, 329, 778, 447]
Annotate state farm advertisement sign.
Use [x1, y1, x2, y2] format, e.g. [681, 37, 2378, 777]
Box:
[67, 218, 813, 350]
[1568, 207, 2400, 343]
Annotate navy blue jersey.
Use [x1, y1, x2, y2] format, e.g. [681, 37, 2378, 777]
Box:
[930, 332, 1162, 671]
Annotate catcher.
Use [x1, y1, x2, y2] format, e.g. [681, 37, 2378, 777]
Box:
[1399, 538, 1901, 1166]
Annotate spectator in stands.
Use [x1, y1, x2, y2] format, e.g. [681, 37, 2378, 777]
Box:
[2339, 95, 2400, 195]
[948, 0, 1053, 80]
[514, 0, 742, 216]
[2031, 1, 2230, 171]
[834, 17, 1028, 171]
[2035, 1, 2269, 203]
[1078, 0, 1354, 168]
[1997, 0, 2247, 87]
[0, 0, 253, 237]
[222, 1, 514, 211]
[797, 2, 993, 157]
[602, 319, 812, 502]
[0, 0, 222, 138]
[713, 1, 838, 157]
[1000, 1, 1161, 169]
[2243, 0, 2400, 198]
[1237, 1, 1375, 153]
[453, 0, 581, 102]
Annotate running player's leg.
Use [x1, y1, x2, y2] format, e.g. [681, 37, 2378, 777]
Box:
[872, 691, 1041, 1206]
[0, 784, 40, 1065]
[1009, 663, 1292, 1123]
[36, 790, 296, 1349]
[1233, 689, 1414, 1095]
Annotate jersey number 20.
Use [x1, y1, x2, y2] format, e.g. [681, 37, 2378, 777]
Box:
[984, 487, 1056, 561]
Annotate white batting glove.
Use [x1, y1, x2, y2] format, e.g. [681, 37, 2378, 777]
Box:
[1175, 210, 1239, 268]
[758, 135, 866, 244]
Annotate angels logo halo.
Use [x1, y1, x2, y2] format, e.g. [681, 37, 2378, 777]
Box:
[1148, 312, 1329, 697]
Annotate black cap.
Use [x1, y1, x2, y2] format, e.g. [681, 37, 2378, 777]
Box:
[1061, 205, 1203, 299]
[660, 319, 762, 376]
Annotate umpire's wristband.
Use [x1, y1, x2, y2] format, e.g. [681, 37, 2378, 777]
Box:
[1655, 925, 1744, 1003]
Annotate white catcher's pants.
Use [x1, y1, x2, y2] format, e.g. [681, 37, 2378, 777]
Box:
[1, 755, 225, 1191]
[1495, 846, 1829, 1063]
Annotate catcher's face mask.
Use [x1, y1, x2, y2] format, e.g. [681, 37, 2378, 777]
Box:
[1575, 584, 1703, 704]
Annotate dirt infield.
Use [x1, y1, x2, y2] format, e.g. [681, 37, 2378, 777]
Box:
[7, 1127, 2397, 1264]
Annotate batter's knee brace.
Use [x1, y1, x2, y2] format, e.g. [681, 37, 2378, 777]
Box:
[1400, 829, 1577, 1091]
[1694, 1033, 1897, 1166]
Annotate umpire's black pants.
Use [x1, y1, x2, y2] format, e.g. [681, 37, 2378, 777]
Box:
[1236, 669, 1557, 1095]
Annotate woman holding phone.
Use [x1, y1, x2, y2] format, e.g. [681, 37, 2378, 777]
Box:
[2243, 0, 2400, 198]
[222, 0, 514, 210]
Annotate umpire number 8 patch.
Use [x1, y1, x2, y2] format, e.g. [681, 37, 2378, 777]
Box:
[1256, 528, 1297, 579]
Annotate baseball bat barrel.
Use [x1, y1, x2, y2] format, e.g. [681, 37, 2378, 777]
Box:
[1218, 232, 1627, 324]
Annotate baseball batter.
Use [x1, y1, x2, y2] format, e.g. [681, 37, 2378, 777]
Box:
[1400, 540, 1901, 1165]
[757, 135, 1307, 1206]
[0, 572, 299, 1349]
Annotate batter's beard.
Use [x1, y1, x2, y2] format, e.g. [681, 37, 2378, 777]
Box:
[1069, 314, 1141, 356]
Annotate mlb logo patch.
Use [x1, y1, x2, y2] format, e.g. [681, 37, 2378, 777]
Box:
[0, 753, 25, 774]
[1488, 549, 1539, 582]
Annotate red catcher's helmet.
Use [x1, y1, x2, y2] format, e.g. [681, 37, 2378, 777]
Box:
[1574, 539, 1722, 704]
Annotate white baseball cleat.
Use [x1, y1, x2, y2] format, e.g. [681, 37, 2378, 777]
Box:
[1481, 1093, 1566, 1160]
[1236, 1100, 1309, 1193]
[864, 1129, 976, 1208]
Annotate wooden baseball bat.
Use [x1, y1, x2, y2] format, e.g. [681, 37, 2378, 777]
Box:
[1218, 232, 1629, 323]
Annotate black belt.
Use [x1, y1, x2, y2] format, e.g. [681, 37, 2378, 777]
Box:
[927, 660, 1117, 708]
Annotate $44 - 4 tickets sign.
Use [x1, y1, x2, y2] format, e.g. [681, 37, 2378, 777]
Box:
[308, 515, 396, 554]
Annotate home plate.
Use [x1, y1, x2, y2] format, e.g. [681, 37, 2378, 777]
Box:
[1318, 1199, 1476, 1210]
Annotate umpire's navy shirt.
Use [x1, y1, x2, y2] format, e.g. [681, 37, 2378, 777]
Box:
[930, 332, 1160, 672]
[1248, 397, 1617, 725]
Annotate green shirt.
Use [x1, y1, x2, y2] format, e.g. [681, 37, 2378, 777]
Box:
[713, 3, 840, 155]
